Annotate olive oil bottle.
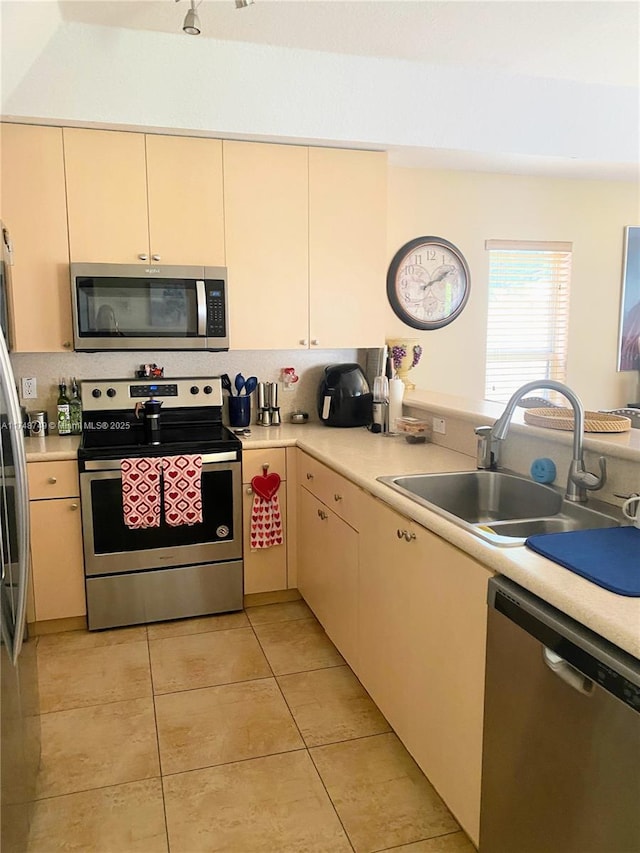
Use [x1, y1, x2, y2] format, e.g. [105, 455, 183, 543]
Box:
[56, 380, 71, 436]
[69, 377, 83, 435]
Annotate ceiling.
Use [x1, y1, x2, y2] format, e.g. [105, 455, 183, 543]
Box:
[57, 0, 638, 89]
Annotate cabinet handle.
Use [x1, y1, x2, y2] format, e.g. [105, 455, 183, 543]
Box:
[299, 339, 308, 346]
[306, 473, 314, 480]
[246, 486, 253, 495]
[138, 253, 148, 261]
[396, 528, 415, 541]
[334, 494, 342, 502]
[70, 503, 79, 511]
[151, 254, 161, 262]
[48, 477, 57, 484]
[311, 339, 319, 346]
[317, 509, 328, 520]
[62, 341, 72, 349]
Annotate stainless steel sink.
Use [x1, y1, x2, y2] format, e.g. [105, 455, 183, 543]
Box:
[377, 470, 621, 547]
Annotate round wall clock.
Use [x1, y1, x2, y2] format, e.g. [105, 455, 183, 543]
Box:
[387, 236, 470, 330]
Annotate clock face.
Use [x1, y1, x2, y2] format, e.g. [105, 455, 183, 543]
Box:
[387, 236, 470, 330]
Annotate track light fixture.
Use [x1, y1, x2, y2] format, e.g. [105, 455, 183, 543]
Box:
[176, 0, 254, 37]
[182, 0, 200, 35]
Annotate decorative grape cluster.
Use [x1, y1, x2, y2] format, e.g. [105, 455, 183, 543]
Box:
[411, 344, 423, 368]
[391, 344, 407, 370]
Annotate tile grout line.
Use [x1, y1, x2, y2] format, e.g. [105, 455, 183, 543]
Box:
[371, 828, 470, 852]
[144, 630, 172, 852]
[248, 614, 357, 853]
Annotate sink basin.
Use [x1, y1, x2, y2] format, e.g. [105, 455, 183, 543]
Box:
[377, 470, 621, 547]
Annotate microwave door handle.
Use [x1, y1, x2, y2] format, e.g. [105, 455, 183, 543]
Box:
[196, 280, 207, 337]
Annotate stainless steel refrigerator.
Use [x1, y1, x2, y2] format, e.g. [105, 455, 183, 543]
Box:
[0, 223, 40, 851]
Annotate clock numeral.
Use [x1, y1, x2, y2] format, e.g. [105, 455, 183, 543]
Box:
[426, 249, 437, 261]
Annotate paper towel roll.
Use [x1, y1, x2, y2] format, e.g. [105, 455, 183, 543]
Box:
[388, 377, 404, 433]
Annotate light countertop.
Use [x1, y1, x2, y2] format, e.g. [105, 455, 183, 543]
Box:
[23, 423, 639, 658]
[242, 423, 640, 659]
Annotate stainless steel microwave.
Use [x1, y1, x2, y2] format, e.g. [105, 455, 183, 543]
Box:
[71, 263, 229, 351]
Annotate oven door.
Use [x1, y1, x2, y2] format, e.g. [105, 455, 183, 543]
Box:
[80, 455, 241, 576]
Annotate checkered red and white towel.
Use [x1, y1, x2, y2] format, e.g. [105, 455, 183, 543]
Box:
[121, 455, 203, 529]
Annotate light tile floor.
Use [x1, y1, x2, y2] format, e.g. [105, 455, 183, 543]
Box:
[28, 600, 476, 853]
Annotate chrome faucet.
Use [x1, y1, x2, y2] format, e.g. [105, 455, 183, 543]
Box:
[475, 380, 607, 503]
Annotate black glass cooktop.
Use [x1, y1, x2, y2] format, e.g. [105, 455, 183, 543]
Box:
[79, 409, 241, 460]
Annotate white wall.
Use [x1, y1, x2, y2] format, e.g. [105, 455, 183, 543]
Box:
[386, 167, 640, 410]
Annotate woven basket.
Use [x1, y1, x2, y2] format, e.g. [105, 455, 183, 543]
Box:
[523, 407, 631, 433]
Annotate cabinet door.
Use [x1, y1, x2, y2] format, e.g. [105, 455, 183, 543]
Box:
[403, 527, 491, 846]
[357, 496, 415, 737]
[224, 141, 309, 349]
[309, 148, 387, 348]
[146, 135, 224, 266]
[0, 124, 72, 352]
[243, 487, 288, 594]
[30, 498, 86, 621]
[64, 128, 149, 263]
[298, 486, 358, 668]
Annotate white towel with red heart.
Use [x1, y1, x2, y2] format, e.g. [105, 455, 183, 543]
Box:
[121, 455, 202, 529]
[250, 469, 283, 549]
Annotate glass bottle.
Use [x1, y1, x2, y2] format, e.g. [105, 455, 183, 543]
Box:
[69, 377, 82, 436]
[56, 380, 71, 437]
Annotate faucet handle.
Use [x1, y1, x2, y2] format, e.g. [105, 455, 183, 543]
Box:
[475, 425, 496, 470]
[571, 456, 607, 491]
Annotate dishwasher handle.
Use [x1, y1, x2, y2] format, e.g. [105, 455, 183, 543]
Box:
[543, 647, 595, 696]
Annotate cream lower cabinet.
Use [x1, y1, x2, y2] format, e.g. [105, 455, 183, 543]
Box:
[27, 461, 86, 623]
[242, 449, 288, 594]
[358, 494, 492, 846]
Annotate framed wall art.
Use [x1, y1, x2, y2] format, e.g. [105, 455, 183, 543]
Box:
[618, 225, 640, 371]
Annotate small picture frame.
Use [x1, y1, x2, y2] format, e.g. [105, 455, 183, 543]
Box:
[617, 226, 640, 371]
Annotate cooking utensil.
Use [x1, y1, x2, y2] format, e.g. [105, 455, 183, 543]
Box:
[243, 376, 258, 396]
[221, 374, 233, 395]
[235, 373, 246, 396]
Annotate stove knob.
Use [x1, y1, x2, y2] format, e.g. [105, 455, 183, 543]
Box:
[203, 385, 213, 395]
[106, 388, 116, 398]
[92, 389, 102, 398]
[190, 385, 200, 395]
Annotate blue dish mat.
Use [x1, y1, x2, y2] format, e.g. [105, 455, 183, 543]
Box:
[525, 526, 640, 597]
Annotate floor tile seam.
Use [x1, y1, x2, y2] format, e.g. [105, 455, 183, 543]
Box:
[159, 744, 309, 781]
[299, 725, 395, 750]
[34, 770, 163, 803]
[152, 673, 280, 702]
[144, 630, 171, 849]
[274, 661, 348, 677]
[151, 670, 277, 696]
[146, 622, 251, 642]
[245, 614, 316, 628]
[36, 689, 156, 717]
[36, 637, 151, 657]
[307, 729, 397, 754]
[370, 828, 468, 852]
[305, 741, 357, 853]
[247, 619, 277, 679]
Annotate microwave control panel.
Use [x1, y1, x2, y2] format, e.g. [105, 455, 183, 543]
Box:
[206, 285, 227, 337]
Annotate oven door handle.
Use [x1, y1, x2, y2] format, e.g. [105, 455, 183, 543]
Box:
[82, 450, 239, 472]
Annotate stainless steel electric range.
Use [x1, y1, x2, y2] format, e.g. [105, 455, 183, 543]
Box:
[78, 376, 243, 630]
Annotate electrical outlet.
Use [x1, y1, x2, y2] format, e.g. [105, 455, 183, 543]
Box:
[21, 377, 37, 399]
[432, 416, 446, 435]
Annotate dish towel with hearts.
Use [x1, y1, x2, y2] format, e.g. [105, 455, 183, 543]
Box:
[250, 470, 283, 549]
[121, 457, 163, 529]
[162, 455, 203, 527]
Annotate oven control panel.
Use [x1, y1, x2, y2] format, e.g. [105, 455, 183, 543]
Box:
[81, 377, 223, 411]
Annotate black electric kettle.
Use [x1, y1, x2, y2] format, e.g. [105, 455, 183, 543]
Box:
[135, 398, 163, 445]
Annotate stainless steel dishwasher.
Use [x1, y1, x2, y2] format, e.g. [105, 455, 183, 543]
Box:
[480, 576, 640, 853]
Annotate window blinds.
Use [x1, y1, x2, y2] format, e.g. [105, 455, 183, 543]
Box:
[484, 240, 572, 404]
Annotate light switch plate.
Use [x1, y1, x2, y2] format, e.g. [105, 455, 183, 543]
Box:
[432, 416, 446, 434]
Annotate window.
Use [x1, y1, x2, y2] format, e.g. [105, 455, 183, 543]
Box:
[484, 240, 572, 404]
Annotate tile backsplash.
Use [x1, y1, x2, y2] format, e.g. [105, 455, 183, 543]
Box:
[11, 348, 363, 426]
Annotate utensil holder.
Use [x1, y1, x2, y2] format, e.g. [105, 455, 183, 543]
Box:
[229, 396, 251, 428]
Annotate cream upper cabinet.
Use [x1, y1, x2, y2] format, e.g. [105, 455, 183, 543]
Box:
[145, 134, 224, 266]
[224, 141, 309, 349]
[64, 128, 149, 264]
[0, 123, 73, 352]
[65, 129, 225, 265]
[308, 147, 387, 348]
